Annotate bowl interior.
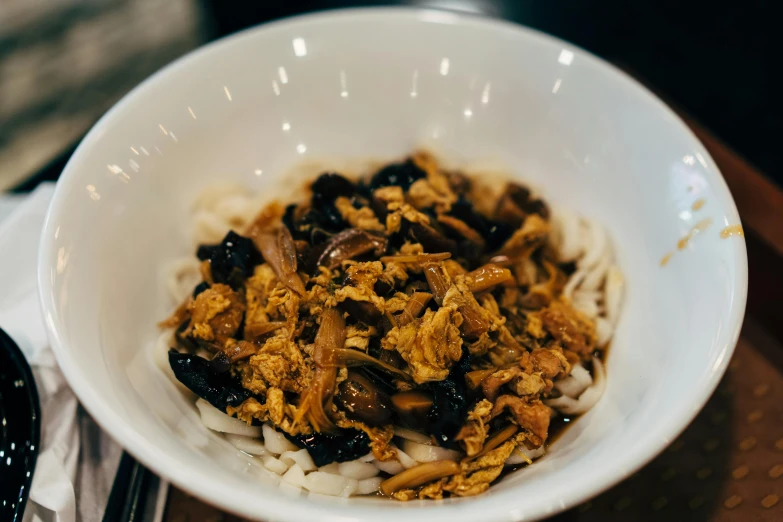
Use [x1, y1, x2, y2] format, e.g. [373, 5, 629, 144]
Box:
[39, 9, 746, 522]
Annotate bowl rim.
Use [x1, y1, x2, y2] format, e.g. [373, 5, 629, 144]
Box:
[38, 6, 748, 521]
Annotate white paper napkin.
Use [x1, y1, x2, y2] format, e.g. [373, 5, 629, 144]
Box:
[0, 184, 167, 522]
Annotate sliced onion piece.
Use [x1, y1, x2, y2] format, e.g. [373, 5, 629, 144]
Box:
[392, 445, 417, 469]
[225, 433, 267, 455]
[337, 460, 380, 480]
[281, 463, 307, 488]
[554, 364, 592, 398]
[195, 399, 262, 437]
[545, 358, 606, 415]
[305, 471, 358, 497]
[504, 444, 546, 465]
[578, 219, 607, 269]
[605, 264, 624, 325]
[401, 439, 462, 463]
[358, 453, 375, 462]
[374, 459, 405, 475]
[357, 477, 383, 495]
[262, 424, 299, 454]
[553, 209, 583, 263]
[280, 449, 317, 472]
[317, 462, 340, 475]
[595, 317, 613, 347]
[262, 455, 290, 475]
[393, 426, 431, 444]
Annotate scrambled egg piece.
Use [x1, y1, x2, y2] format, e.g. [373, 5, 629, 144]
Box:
[227, 388, 310, 435]
[456, 399, 493, 456]
[345, 324, 377, 351]
[382, 306, 464, 383]
[334, 262, 386, 311]
[335, 196, 385, 232]
[408, 178, 457, 213]
[245, 263, 301, 333]
[189, 283, 244, 345]
[239, 336, 312, 395]
[245, 264, 277, 325]
[304, 266, 339, 316]
[378, 186, 432, 234]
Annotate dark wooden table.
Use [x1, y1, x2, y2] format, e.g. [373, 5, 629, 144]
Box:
[163, 116, 783, 521]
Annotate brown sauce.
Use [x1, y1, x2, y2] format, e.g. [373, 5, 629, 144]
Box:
[677, 218, 713, 250]
[691, 198, 706, 211]
[720, 224, 744, 238]
[660, 252, 673, 267]
[547, 414, 575, 443]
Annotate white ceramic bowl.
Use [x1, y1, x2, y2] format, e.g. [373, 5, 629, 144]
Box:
[38, 8, 747, 522]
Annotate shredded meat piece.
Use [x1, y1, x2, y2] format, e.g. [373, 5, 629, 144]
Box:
[455, 399, 493, 456]
[562, 349, 580, 367]
[491, 396, 551, 447]
[442, 277, 494, 347]
[382, 306, 463, 383]
[529, 347, 570, 379]
[334, 196, 385, 232]
[188, 283, 244, 345]
[498, 214, 550, 259]
[511, 371, 547, 397]
[538, 300, 596, 356]
[525, 312, 546, 338]
[481, 367, 523, 401]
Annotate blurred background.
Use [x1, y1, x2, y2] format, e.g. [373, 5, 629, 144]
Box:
[1, 0, 777, 190]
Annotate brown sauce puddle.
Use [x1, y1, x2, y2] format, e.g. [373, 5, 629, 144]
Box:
[720, 224, 744, 238]
[677, 218, 713, 250]
[496, 348, 607, 483]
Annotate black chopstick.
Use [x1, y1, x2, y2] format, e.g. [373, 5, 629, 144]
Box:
[102, 451, 152, 522]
